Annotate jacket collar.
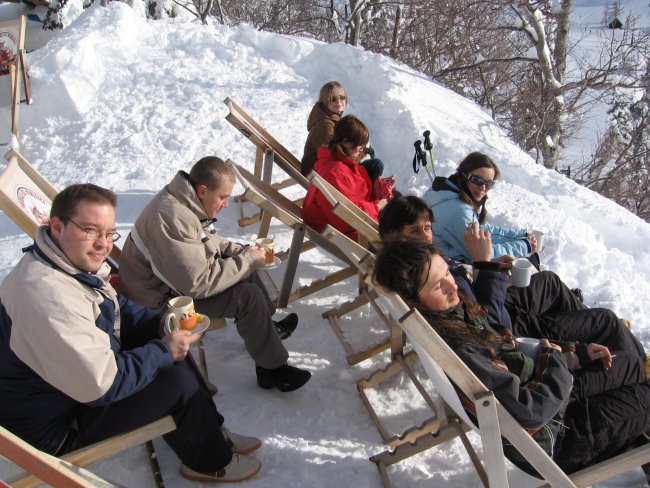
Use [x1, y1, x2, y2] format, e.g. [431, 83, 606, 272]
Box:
[307, 102, 340, 130]
[166, 171, 211, 220]
[29, 226, 111, 289]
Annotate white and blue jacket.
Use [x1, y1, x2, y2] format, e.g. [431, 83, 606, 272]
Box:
[0, 226, 171, 454]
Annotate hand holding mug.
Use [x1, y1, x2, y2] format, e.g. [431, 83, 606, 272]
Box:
[247, 245, 266, 267]
[254, 238, 275, 266]
[163, 330, 202, 362]
[527, 233, 538, 253]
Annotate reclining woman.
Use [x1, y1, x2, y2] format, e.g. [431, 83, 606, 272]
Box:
[301, 114, 387, 241]
[422, 151, 539, 263]
[373, 237, 650, 475]
[377, 195, 641, 352]
[301, 81, 383, 181]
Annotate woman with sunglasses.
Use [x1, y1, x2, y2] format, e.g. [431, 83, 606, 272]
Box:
[422, 151, 537, 263]
[373, 237, 650, 475]
[301, 81, 383, 181]
[301, 114, 387, 240]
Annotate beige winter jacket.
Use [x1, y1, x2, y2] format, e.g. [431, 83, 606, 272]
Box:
[119, 171, 257, 311]
[301, 102, 340, 176]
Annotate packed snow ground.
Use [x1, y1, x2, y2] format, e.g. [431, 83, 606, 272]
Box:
[1, 2, 649, 487]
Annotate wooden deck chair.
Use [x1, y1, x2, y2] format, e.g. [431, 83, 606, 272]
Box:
[0, 148, 224, 387]
[1, 16, 32, 139]
[307, 172, 399, 365]
[0, 425, 122, 488]
[321, 226, 449, 448]
[223, 97, 308, 230]
[228, 160, 358, 309]
[4, 416, 176, 488]
[370, 287, 650, 488]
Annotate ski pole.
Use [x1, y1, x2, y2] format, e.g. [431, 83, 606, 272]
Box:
[414, 139, 434, 184]
[413, 140, 423, 173]
[423, 130, 437, 178]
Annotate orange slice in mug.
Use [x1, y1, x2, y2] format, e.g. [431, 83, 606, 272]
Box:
[180, 314, 197, 331]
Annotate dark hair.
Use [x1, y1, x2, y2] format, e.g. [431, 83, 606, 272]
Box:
[378, 195, 434, 241]
[373, 237, 497, 355]
[451, 152, 499, 224]
[329, 115, 369, 161]
[189, 156, 235, 191]
[456, 151, 500, 179]
[50, 184, 117, 220]
[318, 81, 347, 108]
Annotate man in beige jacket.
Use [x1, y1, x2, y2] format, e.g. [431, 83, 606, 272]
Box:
[119, 157, 311, 392]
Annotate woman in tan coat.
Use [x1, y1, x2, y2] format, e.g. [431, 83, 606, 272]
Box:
[301, 81, 347, 176]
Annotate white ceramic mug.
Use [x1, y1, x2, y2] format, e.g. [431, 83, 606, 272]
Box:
[164, 296, 197, 333]
[516, 337, 541, 359]
[511, 258, 533, 287]
[255, 237, 275, 265]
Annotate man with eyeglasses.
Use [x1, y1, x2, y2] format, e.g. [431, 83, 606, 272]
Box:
[0, 184, 265, 483]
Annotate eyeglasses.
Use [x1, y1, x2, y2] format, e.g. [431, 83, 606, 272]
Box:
[329, 95, 347, 103]
[465, 173, 496, 189]
[64, 218, 122, 243]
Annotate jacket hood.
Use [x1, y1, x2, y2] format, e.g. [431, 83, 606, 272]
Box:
[427, 177, 461, 207]
[34, 225, 112, 284]
[166, 171, 211, 222]
[307, 102, 340, 131]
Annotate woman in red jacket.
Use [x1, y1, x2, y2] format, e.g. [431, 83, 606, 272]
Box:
[301, 115, 387, 240]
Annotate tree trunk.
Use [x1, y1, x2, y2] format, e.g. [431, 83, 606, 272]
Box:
[390, 5, 402, 57]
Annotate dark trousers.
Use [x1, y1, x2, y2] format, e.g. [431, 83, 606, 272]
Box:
[61, 357, 232, 473]
[194, 272, 288, 369]
[557, 380, 650, 473]
[505, 271, 586, 337]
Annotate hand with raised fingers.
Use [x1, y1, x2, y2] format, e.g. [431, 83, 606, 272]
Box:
[465, 222, 492, 262]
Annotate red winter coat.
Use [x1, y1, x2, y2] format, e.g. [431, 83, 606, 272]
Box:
[301, 147, 379, 241]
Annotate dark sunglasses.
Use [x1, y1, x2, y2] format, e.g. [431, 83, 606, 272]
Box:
[329, 95, 347, 103]
[465, 173, 496, 189]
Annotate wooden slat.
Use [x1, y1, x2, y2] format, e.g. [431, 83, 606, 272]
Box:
[0, 426, 119, 488]
[7, 416, 175, 488]
[224, 97, 308, 189]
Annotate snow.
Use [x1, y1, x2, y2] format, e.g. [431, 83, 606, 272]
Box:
[1, 1, 649, 487]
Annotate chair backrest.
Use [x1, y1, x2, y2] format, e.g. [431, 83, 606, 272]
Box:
[0, 148, 57, 237]
[0, 148, 121, 266]
[229, 160, 303, 228]
[307, 170, 380, 245]
[229, 160, 352, 264]
[223, 97, 308, 190]
[229, 160, 357, 308]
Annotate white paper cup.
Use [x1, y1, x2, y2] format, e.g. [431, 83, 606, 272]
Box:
[532, 230, 545, 252]
[516, 337, 541, 359]
[511, 258, 533, 287]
